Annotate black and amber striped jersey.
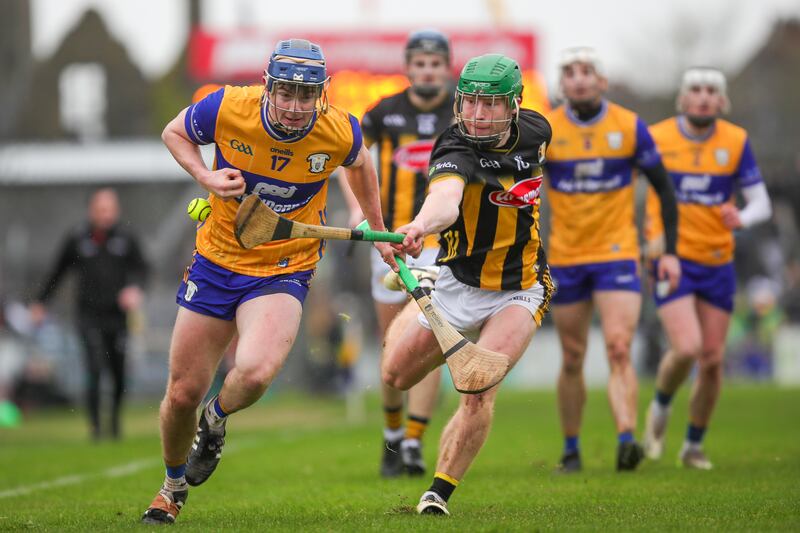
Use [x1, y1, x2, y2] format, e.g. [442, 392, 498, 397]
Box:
[428, 108, 552, 291]
[361, 89, 454, 233]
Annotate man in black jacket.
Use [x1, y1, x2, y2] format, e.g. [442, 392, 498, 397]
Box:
[31, 188, 148, 440]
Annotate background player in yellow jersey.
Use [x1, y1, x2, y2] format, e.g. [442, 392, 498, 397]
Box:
[141, 39, 395, 524]
[382, 54, 553, 516]
[642, 68, 772, 470]
[343, 29, 453, 477]
[544, 47, 680, 472]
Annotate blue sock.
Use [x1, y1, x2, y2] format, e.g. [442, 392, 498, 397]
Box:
[686, 424, 706, 444]
[655, 390, 673, 407]
[564, 436, 579, 454]
[212, 396, 228, 418]
[618, 431, 634, 444]
[166, 463, 186, 480]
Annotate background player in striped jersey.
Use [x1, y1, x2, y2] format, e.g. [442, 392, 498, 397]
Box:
[544, 47, 680, 472]
[642, 68, 772, 470]
[141, 39, 395, 524]
[342, 29, 454, 478]
[382, 54, 553, 515]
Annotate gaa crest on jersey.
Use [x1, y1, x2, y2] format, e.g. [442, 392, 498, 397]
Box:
[417, 114, 437, 135]
[488, 176, 543, 208]
[714, 148, 730, 166]
[393, 139, 436, 172]
[307, 153, 331, 173]
[606, 132, 623, 150]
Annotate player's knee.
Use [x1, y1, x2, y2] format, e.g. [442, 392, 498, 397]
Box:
[381, 366, 412, 391]
[165, 383, 205, 413]
[698, 350, 723, 377]
[673, 339, 702, 361]
[560, 346, 586, 375]
[606, 336, 632, 369]
[237, 364, 279, 393]
[461, 391, 496, 418]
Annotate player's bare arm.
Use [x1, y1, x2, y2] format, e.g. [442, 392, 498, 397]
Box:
[343, 143, 397, 269]
[395, 177, 464, 258]
[162, 108, 245, 199]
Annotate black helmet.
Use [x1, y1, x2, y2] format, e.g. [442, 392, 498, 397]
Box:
[405, 29, 451, 65]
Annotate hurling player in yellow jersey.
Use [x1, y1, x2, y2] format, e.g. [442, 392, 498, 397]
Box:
[642, 68, 772, 470]
[544, 47, 680, 472]
[383, 54, 553, 516]
[141, 40, 395, 524]
[342, 29, 453, 478]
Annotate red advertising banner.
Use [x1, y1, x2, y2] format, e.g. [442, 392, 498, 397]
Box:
[188, 28, 537, 81]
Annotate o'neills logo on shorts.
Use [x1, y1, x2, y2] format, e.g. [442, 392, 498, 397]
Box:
[488, 176, 542, 207]
[393, 139, 436, 172]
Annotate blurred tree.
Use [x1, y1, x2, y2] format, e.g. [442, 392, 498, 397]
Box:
[0, 0, 33, 139]
[13, 9, 152, 139]
[729, 19, 800, 188]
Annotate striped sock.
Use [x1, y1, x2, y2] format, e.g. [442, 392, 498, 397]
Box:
[430, 471, 459, 502]
[164, 462, 187, 491]
[383, 405, 403, 439]
[404, 415, 430, 441]
[205, 395, 228, 431]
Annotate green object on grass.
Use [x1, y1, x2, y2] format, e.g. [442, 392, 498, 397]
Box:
[0, 400, 21, 428]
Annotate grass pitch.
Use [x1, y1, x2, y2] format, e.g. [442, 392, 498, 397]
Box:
[0, 384, 798, 531]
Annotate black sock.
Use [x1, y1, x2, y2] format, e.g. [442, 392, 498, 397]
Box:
[430, 475, 457, 502]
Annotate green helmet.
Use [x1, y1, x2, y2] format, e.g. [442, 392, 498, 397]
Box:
[455, 54, 523, 146]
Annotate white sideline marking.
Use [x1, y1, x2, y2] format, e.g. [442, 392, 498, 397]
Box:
[0, 439, 259, 500]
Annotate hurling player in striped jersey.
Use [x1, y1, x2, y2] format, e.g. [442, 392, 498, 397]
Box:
[341, 29, 454, 478]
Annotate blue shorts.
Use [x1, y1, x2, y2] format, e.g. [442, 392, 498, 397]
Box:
[550, 260, 641, 305]
[176, 254, 314, 321]
[653, 258, 735, 313]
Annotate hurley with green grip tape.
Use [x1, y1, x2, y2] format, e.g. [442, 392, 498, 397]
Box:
[390, 250, 511, 394]
[234, 195, 406, 249]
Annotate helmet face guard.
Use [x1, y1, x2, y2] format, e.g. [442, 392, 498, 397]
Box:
[262, 39, 330, 137]
[262, 76, 329, 135]
[455, 89, 518, 147]
[454, 54, 523, 148]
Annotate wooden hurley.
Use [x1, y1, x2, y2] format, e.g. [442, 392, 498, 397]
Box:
[394, 256, 511, 394]
[234, 194, 405, 248]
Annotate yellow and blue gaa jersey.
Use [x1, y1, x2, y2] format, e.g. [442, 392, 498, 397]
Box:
[645, 117, 763, 265]
[545, 101, 662, 266]
[184, 85, 362, 277]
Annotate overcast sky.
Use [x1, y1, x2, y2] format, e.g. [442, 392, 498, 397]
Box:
[30, 0, 800, 94]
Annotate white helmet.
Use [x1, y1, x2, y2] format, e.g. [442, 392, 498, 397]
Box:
[558, 46, 605, 77]
[677, 67, 730, 114]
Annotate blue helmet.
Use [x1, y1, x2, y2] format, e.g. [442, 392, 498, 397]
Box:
[266, 39, 328, 91]
[263, 39, 330, 136]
